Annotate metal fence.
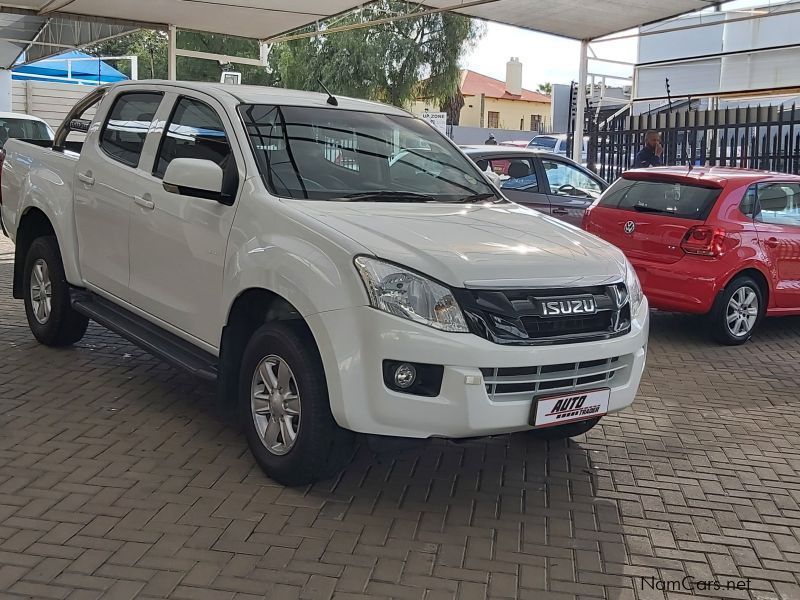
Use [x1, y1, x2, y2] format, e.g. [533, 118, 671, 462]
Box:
[587, 103, 800, 182]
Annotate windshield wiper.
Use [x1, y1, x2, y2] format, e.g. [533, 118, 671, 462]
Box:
[632, 205, 670, 214]
[338, 191, 438, 202]
[455, 193, 502, 203]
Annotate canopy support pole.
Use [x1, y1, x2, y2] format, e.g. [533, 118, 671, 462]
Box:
[168, 24, 177, 80]
[573, 39, 589, 161]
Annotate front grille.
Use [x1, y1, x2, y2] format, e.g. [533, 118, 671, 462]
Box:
[454, 284, 631, 345]
[481, 355, 631, 402]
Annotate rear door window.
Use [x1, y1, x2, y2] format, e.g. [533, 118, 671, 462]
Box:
[479, 157, 538, 192]
[756, 183, 800, 227]
[100, 92, 162, 167]
[598, 177, 722, 220]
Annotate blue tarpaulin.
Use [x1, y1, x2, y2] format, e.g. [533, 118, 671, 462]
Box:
[13, 51, 128, 85]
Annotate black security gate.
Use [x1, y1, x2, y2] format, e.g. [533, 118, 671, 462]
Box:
[588, 104, 800, 183]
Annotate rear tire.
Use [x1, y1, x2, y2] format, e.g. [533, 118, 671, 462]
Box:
[529, 417, 601, 441]
[23, 236, 88, 347]
[709, 275, 763, 345]
[239, 322, 355, 486]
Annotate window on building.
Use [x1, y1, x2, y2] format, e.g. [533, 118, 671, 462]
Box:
[487, 111, 499, 129]
[531, 114, 542, 132]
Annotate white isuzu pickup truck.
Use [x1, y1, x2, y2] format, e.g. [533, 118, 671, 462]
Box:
[0, 81, 648, 485]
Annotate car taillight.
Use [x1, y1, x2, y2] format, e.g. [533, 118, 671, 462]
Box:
[681, 225, 728, 257]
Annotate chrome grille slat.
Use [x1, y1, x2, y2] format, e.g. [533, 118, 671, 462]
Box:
[484, 355, 632, 401]
[482, 363, 627, 385]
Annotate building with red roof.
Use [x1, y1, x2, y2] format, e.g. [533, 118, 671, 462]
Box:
[413, 58, 552, 132]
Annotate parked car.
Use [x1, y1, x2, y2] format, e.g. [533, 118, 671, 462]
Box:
[462, 145, 608, 226]
[582, 166, 800, 345]
[529, 134, 588, 162]
[1, 81, 648, 485]
[0, 112, 54, 148]
[499, 140, 531, 148]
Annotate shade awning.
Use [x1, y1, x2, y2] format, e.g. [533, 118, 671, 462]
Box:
[0, 0, 719, 44]
[13, 49, 128, 83]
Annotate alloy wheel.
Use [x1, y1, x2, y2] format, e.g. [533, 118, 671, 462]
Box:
[725, 286, 758, 337]
[250, 355, 301, 456]
[30, 258, 52, 324]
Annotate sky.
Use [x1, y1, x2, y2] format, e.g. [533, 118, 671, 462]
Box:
[461, 0, 784, 91]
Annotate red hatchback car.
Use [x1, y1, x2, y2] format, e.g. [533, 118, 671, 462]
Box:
[583, 167, 800, 345]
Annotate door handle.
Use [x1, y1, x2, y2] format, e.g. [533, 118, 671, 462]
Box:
[552, 208, 569, 215]
[134, 195, 155, 210]
[765, 237, 780, 248]
[77, 171, 95, 186]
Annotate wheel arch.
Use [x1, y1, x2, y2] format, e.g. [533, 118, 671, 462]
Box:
[13, 207, 56, 299]
[218, 287, 319, 406]
[724, 266, 770, 307]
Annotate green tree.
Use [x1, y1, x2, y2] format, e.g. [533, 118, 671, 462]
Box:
[88, 30, 167, 79]
[89, 1, 482, 106]
[536, 82, 553, 96]
[266, 2, 483, 107]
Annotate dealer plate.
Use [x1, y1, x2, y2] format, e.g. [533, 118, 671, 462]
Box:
[530, 388, 610, 428]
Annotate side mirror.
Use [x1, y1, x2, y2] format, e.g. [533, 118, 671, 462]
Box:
[163, 158, 224, 201]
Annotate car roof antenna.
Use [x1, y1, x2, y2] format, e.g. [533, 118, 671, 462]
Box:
[317, 78, 338, 106]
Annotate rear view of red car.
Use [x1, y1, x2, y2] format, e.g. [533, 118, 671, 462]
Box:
[583, 167, 800, 344]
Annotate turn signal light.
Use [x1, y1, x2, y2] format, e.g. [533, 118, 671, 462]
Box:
[680, 225, 728, 257]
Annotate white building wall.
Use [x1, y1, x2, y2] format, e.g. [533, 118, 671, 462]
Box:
[635, 2, 800, 100]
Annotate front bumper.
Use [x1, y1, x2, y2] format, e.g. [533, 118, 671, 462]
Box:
[307, 297, 649, 438]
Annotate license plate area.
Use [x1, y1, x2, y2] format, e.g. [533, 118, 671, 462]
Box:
[530, 388, 610, 428]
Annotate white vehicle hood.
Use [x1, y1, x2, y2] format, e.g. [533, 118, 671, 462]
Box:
[297, 201, 627, 288]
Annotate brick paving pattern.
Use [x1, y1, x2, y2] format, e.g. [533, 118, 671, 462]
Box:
[1, 235, 800, 599]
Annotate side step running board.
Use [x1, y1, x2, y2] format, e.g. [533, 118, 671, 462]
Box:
[71, 291, 218, 381]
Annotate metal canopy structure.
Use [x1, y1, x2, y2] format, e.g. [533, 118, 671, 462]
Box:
[0, 0, 721, 154]
[2, 0, 717, 46]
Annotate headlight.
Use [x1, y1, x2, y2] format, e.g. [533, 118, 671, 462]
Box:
[625, 261, 644, 315]
[354, 256, 469, 332]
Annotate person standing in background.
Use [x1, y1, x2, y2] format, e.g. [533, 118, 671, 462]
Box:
[485, 133, 497, 145]
[634, 130, 663, 167]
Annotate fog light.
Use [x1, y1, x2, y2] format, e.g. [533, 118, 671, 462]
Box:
[393, 363, 417, 389]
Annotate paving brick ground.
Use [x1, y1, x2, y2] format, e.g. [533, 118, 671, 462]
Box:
[2, 235, 800, 600]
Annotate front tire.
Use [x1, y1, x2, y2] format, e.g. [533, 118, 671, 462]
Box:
[23, 236, 88, 347]
[709, 276, 763, 345]
[239, 322, 355, 486]
[529, 417, 601, 441]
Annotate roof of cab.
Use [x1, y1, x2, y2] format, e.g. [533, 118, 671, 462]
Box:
[111, 80, 411, 116]
[623, 166, 800, 188]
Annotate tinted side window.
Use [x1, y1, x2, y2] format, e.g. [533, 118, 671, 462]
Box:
[154, 98, 233, 179]
[100, 93, 162, 167]
[756, 183, 800, 227]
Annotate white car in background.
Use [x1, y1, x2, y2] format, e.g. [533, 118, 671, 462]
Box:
[529, 134, 588, 163]
[0, 112, 54, 148]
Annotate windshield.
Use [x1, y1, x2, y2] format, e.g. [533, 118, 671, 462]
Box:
[239, 104, 499, 202]
[599, 177, 721, 220]
[529, 136, 558, 150]
[0, 118, 52, 146]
